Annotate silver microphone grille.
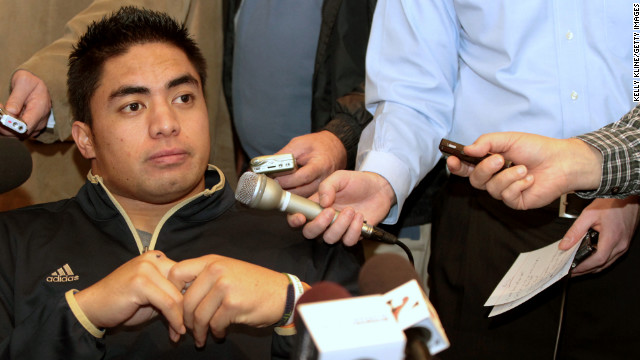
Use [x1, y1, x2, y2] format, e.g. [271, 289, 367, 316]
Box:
[235, 171, 259, 205]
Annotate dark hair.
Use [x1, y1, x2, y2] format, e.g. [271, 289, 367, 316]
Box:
[67, 6, 207, 127]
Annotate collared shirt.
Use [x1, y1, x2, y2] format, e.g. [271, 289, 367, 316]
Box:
[577, 103, 640, 199]
[359, 0, 635, 222]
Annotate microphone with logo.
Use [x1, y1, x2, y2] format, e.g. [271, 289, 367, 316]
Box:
[292, 279, 407, 359]
[0, 138, 32, 194]
[359, 253, 450, 359]
[234, 171, 399, 245]
[290, 281, 352, 360]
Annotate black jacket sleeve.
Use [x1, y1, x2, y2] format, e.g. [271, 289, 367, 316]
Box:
[312, 0, 377, 170]
[1, 296, 104, 360]
[0, 215, 103, 359]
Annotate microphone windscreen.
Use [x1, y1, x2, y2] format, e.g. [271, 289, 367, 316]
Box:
[359, 253, 422, 295]
[235, 171, 259, 205]
[294, 281, 351, 323]
[0, 138, 32, 193]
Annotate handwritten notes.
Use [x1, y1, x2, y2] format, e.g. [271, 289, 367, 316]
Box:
[484, 239, 581, 317]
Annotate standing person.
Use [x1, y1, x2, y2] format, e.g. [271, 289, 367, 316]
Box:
[0, 0, 236, 211]
[289, 1, 640, 358]
[225, 0, 375, 196]
[0, 7, 360, 359]
[225, 0, 441, 280]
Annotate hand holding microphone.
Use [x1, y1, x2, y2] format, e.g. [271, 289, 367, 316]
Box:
[235, 171, 399, 245]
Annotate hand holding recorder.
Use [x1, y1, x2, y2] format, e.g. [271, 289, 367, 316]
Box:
[0, 70, 51, 138]
[442, 133, 603, 210]
[270, 131, 348, 198]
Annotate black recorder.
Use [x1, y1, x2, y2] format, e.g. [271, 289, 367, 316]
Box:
[439, 138, 513, 169]
[572, 229, 598, 269]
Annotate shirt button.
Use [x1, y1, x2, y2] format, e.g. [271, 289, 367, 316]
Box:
[570, 91, 578, 100]
[611, 187, 620, 195]
[566, 31, 574, 40]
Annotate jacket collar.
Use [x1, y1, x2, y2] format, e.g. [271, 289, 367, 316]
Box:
[78, 165, 235, 223]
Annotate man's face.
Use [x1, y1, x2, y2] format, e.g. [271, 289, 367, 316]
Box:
[73, 42, 210, 205]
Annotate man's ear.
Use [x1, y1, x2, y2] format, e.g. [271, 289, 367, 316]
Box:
[72, 121, 96, 159]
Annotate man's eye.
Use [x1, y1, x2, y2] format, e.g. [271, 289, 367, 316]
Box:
[123, 103, 141, 112]
[175, 94, 192, 104]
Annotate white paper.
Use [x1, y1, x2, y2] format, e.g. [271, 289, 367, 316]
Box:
[484, 239, 581, 317]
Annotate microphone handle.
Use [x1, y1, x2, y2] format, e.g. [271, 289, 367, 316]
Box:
[404, 328, 433, 360]
[283, 190, 398, 245]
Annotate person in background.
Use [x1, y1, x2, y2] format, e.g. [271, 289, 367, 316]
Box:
[225, 0, 441, 282]
[0, 7, 360, 359]
[288, 1, 640, 358]
[0, 0, 235, 211]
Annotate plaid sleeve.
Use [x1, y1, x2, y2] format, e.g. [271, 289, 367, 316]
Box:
[575, 104, 640, 199]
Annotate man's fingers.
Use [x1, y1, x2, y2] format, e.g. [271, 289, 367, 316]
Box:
[143, 282, 186, 336]
[193, 289, 227, 343]
[498, 175, 535, 209]
[321, 207, 355, 244]
[481, 165, 528, 199]
[468, 154, 508, 190]
[446, 156, 475, 177]
[303, 207, 337, 240]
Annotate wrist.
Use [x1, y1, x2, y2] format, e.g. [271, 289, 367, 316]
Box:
[65, 289, 105, 338]
[370, 172, 397, 207]
[274, 273, 310, 335]
[566, 138, 603, 192]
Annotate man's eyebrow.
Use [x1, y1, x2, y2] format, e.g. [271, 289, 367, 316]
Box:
[106, 74, 199, 102]
[167, 74, 200, 89]
[108, 86, 150, 101]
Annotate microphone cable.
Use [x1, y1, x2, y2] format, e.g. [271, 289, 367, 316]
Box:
[552, 229, 598, 360]
[390, 236, 414, 266]
[552, 274, 569, 360]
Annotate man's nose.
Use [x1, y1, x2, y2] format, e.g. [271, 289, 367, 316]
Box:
[149, 102, 180, 138]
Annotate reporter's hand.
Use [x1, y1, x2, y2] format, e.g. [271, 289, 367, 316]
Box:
[168, 255, 289, 347]
[0, 70, 52, 138]
[274, 131, 347, 197]
[73, 250, 186, 342]
[287, 170, 396, 246]
[559, 197, 639, 276]
[447, 132, 602, 210]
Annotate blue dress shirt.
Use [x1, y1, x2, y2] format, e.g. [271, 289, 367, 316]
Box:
[359, 0, 635, 223]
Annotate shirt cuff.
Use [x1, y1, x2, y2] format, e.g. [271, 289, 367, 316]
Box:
[65, 289, 105, 338]
[46, 110, 55, 129]
[574, 134, 628, 198]
[358, 151, 412, 224]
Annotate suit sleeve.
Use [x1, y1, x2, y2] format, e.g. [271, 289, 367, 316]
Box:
[312, 0, 377, 170]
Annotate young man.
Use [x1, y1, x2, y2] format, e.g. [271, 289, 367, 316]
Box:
[0, 7, 360, 359]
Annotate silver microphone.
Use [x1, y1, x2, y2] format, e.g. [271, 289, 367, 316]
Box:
[235, 171, 398, 244]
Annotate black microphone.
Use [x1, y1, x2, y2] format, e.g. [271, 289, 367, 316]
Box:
[0, 138, 32, 193]
[359, 253, 450, 359]
[235, 171, 398, 244]
[291, 281, 352, 360]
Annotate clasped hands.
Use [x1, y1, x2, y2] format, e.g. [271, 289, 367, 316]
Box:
[73, 251, 288, 347]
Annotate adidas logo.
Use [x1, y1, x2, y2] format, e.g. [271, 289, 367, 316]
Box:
[46, 263, 79, 283]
